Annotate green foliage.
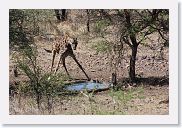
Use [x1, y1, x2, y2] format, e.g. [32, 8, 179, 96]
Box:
[9, 9, 33, 49]
[40, 73, 67, 96]
[15, 44, 68, 111]
[9, 9, 55, 49]
[109, 86, 145, 104]
[110, 90, 128, 103]
[22, 9, 55, 35]
[85, 86, 145, 115]
[94, 19, 110, 33]
[91, 41, 111, 53]
[18, 61, 66, 96]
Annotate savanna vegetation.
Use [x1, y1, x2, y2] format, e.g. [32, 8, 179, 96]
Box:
[9, 9, 169, 115]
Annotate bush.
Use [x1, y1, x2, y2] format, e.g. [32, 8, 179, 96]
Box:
[91, 41, 111, 53]
[94, 19, 110, 34]
[15, 44, 68, 113]
[9, 9, 55, 50]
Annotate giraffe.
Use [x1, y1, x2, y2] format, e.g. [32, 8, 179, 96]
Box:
[44, 34, 90, 80]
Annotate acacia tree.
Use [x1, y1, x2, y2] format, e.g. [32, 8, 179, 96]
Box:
[74, 9, 168, 83]
[117, 9, 169, 82]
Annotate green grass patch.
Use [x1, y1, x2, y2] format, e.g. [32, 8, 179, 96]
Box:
[109, 86, 145, 103]
[91, 41, 111, 53]
[94, 19, 111, 33]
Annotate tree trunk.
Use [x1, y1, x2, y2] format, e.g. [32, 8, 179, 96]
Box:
[61, 9, 67, 21]
[54, 9, 67, 21]
[129, 45, 138, 82]
[112, 72, 117, 90]
[86, 10, 90, 32]
[54, 9, 61, 21]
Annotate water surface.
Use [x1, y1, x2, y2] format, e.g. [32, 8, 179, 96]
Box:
[66, 82, 110, 91]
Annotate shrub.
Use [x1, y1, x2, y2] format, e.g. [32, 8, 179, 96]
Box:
[94, 19, 110, 34]
[91, 41, 111, 53]
[15, 44, 68, 113]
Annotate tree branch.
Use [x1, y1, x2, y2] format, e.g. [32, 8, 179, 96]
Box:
[138, 30, 155, 44]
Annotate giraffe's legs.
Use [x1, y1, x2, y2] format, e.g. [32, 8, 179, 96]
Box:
[51, 50, 56, 72]
[54, 52, 71, 78]
[62, 57, 70, 77]
[54, 53, 63, 74]
[70, 54, 90, 80]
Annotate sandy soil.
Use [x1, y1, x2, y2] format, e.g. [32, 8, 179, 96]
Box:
[9, 32, 169, 115]
[9, 85, 168, 115]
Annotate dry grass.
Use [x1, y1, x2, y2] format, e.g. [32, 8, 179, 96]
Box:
[10, 85, 168, 115]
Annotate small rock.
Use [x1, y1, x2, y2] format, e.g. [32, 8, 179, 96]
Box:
[63, 108, 67, 110]
[141, 56, 147, 60]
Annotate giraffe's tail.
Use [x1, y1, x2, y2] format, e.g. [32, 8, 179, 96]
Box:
[44, 48, 52, 53]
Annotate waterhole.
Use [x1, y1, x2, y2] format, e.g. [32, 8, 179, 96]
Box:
[66, 81, 110, 91]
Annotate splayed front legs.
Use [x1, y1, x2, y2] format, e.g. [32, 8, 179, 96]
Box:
[54, 51, 70, 77]
[54, 51, 90, 80]
[70, 54, 90, 80]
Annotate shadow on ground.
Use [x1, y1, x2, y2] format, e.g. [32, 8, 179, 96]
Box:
[118, 76, 169, 87]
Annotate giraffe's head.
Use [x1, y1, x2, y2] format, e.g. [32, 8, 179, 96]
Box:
[66, 37, 78, 50]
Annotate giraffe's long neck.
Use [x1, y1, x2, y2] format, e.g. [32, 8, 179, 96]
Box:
[65, 43, 74, 54]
